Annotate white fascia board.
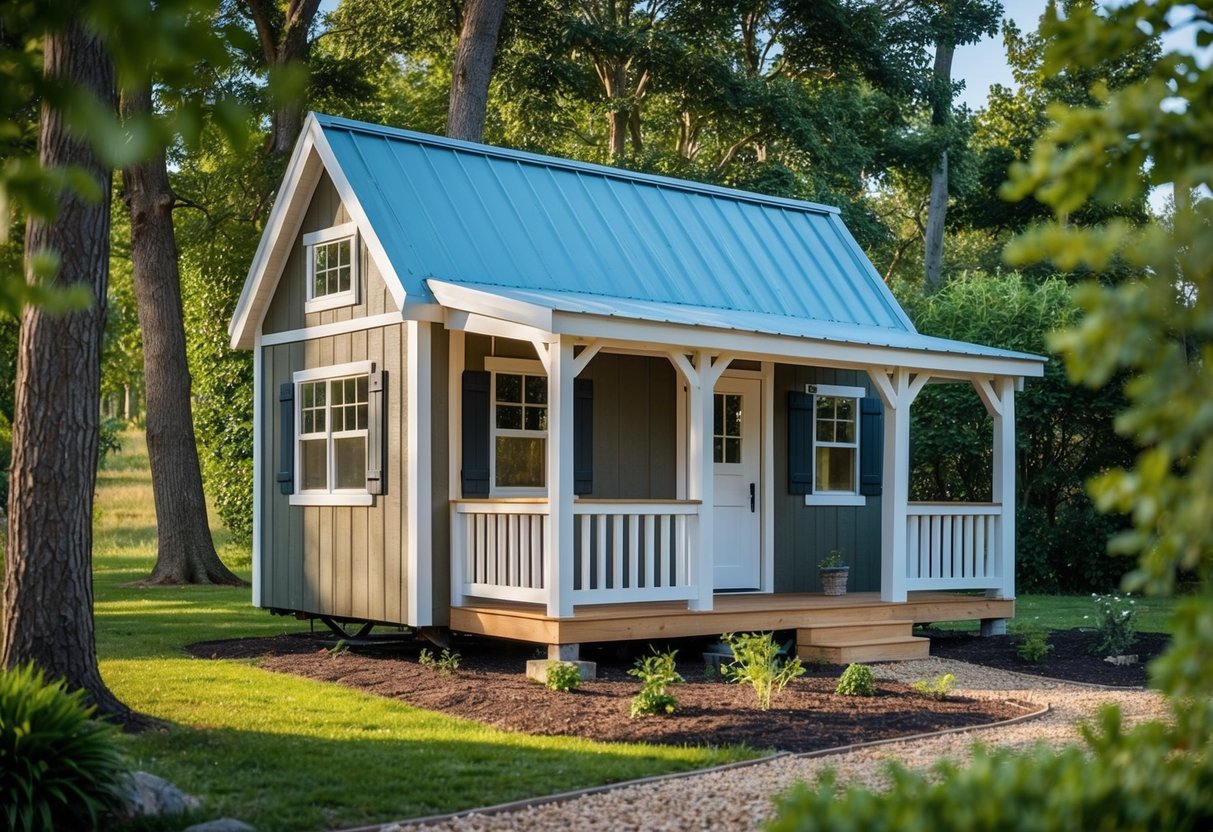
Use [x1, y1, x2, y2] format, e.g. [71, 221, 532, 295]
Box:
[548, 311, 1045, 380]
[427, 279, 555, 333]
[229, 123, 324, 350]
[310, 124, 407, 315]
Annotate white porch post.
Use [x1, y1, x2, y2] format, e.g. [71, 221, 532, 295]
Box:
[545, 338, 576, 617]
[869, 368, 927, 603]
[687, 351, 714, 611]
[982, 377, 1017, 600]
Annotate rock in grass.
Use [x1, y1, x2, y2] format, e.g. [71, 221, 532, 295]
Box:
[119, 771, 201, 817]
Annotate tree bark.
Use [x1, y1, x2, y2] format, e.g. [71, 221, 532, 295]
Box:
[923, 40, 954, 292]
[121, 86, 244, 586]
[446, 0, 507, 142]
[2, 19, 136, 725]
[245, 0, 322, 157]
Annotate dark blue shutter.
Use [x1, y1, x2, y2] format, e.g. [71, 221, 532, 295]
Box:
[859, 396, 884, 496]
[461, 370, 490, 496]
[574, 378, 593, 495]
[366, 369, 387, 495]
[787, 390, 813, 495]
[277, 382, 294, 494]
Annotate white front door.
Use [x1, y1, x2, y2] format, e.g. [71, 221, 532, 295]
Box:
[712, 377, 762, 590]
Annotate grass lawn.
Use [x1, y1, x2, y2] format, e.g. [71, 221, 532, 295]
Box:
[94, 433, 755, 831]
[923, 592, 1177, 635]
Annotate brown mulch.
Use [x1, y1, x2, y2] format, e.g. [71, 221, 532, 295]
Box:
[924, 628, 1170, 687]
[188, 634, 1031, 754]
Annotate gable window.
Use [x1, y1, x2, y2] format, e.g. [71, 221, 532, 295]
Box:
[800, 383, 871, 507]
[487, 358, 547, 493]
[303, 222, 358, 313]
[290, 362, 374, 506]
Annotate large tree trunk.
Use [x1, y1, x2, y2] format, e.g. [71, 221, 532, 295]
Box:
[447, 0, 507, 142]
[1, 19, 136, 725]
[245, 0, 322, 157]
[923, 41, 954, 292]
[121, 86, 244, 586]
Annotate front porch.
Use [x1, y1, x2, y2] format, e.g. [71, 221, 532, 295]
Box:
[450, 590, 1015, 663]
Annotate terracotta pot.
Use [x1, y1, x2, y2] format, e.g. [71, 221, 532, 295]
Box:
[820, 567, 849, 596]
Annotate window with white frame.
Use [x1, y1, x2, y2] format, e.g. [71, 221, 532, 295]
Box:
[292, 363, 372, 505]
[806, 383, 865, 505]
[303, 223, 358, 312]
[489, 359, 547, 492]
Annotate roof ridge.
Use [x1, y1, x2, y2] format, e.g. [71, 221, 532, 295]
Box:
[311, 112, 842, 217]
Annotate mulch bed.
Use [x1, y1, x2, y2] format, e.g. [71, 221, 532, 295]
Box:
[189, 633, 1035, 754]
[924, 627, 1170, 687]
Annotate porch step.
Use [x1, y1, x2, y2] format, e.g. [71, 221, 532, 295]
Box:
[795, 622, 931, 664]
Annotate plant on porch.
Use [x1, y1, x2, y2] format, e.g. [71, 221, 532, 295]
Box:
[818, 549, 849, 596]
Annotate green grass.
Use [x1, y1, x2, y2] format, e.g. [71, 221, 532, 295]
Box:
[94, 432, 756, 831]
[924, 593, 1177, 635]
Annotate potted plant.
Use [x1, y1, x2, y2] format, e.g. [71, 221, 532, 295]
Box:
[818, 549, 849, 596]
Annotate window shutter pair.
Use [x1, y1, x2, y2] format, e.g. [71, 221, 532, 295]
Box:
[786, 390, 883, 497]
[276, 367, 388, 496]
[460, 371, 593, 496]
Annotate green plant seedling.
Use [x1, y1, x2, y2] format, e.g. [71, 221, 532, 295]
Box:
[720, 633, 804, 711]
[545, 660, 581, 692]
[910, 673, 956, 700]
[629, 648, 684, 716]
[835, 663, 875, 696]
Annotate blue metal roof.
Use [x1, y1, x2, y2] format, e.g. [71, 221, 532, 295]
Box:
[315, 113, 917, 334]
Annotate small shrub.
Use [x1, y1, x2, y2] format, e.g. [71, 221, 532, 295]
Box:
[1013, 620, 1053, 664]
[545, 661, 581, 692]
[1089, 593, 1138, 657]
[418, 648, 460, 674]
[702, 658, 718, 680]
[720, 632, 804, 711]
[96, 417, 125, 468]
[835, 663, 875, 696]
[911, 673, 956, 700]
[629, 649, 684, 717]
[1, 663, 129, 831]
[328, 639, 348, 655]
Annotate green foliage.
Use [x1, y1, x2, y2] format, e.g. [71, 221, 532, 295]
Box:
[1011, 620, 1053, 664]
[899, 271, 1135, 593]
[817, 549, 845, 569]
[910, 673, 955, 700]
[719, 633, 804, 711]
[544, 661, 581, 693]
[834, 663, 875, 697]
[628, 649, 684, 717]
[1, 663, 129, 831]
[418, 648, 460, 675]
[1088, 594, 1138, 658]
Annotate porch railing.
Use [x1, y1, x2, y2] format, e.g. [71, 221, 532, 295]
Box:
[905, 503, 1003, 590]
[451, 499, 700, 607]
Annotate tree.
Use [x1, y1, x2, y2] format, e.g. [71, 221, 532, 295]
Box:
[121, 84, 244, 585]
[243, 0, 322, 156]
[1, 15, 133, 722]
[447, 0, 508, 142]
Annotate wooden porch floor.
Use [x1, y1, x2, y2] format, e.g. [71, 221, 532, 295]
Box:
[449, 591, 1014, 646]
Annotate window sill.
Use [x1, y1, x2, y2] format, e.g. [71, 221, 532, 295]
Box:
[804, 494, 867, 507]
[304, 292, 358, 315]
[289, 493, 374, 507]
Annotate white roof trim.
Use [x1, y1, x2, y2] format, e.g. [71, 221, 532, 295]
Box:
[426, 279, 1046, 379]
[228, 114, 408, 350]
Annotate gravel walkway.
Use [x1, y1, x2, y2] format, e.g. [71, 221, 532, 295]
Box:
[370, 658, 1167, 832]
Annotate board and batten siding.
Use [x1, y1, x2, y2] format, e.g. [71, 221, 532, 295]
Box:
[262, 172, 397, 335]
[427, 322, 451, 626]
[772, 364, 882, 593]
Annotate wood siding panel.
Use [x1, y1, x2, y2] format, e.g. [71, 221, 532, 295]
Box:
[384, 324, 405, 622]
[772, 364, 882, 593]
[429, 323, 451, 625]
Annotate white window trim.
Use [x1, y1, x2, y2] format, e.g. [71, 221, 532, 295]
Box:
[804, 383, 867, 507]
[486, 357, 548, 497]
[290, 360, 375, 507]
[303, 222, 359, 314]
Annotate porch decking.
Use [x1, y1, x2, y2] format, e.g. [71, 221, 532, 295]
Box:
[450, 591, 1014, 662]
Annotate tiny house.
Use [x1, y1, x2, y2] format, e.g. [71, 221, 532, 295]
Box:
[229, 114, 1044, 663]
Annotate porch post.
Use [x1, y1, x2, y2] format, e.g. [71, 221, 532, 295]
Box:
[990, 378, 1016, 600]
[687, 351, 715, 611]
[545, 338, 576, 617]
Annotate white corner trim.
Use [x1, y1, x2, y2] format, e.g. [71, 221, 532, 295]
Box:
[260, 312, 406, 347]
[761, 361, 775, 594]
[251, 331, 263, 607]
[407, 321, 434, 626]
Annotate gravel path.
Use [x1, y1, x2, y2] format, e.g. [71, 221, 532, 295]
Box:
[372, 658, 1167, 832]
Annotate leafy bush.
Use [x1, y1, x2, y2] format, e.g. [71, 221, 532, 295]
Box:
[1089, 594, 1138, 657]
[910, 673, 955, 700]
[628, 649, 684, 717]
[720, 633, 805, 711]
[544, 661, 581, 692]
[1, 663, 129, 831]
[1012, 620, 1053, 664]
[835, 663, 875, 697]
[418, 648, 460, 675]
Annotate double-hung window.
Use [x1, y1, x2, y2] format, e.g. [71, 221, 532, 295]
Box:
[487, 358, 547, 493]
[303, 222, 358, 313]
[291, 362, 374, 506]
[805, 383, 866, 506]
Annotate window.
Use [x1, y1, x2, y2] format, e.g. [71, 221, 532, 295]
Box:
[291, 362, 374, 506]
[714, 393, 743, 464]
[488, 359, 547, 492]
[806, 384, 865, 506]
[303, 223, 358, 312]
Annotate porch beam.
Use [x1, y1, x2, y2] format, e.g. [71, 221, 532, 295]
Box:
[572, 341, 603, 376]
[989, 377, 1016, 600]
[545, 338, 576, 617]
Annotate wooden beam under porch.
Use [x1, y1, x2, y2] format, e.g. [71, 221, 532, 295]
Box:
[449, 591, 1014, 647]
